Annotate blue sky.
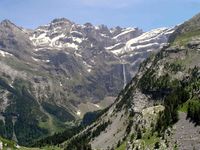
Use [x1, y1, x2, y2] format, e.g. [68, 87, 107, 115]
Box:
[0, 0, 200, 31]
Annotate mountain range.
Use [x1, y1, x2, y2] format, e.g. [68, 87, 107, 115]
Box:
[0, 17, 175, 145]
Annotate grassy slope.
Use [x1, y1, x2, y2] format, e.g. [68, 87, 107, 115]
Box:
[0, 137, 62, 150]
[172, 30, 200, 46]
[20, 146, 62, 150]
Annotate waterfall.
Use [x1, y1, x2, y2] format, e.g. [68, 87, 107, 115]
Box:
[122, 63, 127, 88]
[121, 47, 127, 89]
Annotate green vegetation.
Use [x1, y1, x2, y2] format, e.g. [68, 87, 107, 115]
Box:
[10, 79, 48, 146]
[32, 125, 82, 148]
[139, 68, 173, 99]
[143, 135, 159, 149]
[81, 110, 102, 126]
[187, 97, 200, 125]
[38, 114, 66, 135]
[20, 146, 62, 150]
[155, 82, 189, 135]
[172, 30, 200, 46]
[0, 76, 78, 146]
[126, 120, 133, 135]
[115, 79, 135, 112]
[155, 66, 200, 135]
[169, 14, 200, 46]
[65, 137, 92, 150]
[164, 62, 184, 73]
[116, 141, 126, 150]
[0, 136, 18, 149]
[0, 78, 47, 146]
[137, 51, 198, 137]
[0, 136, 63, 149]
[65, 120, 111, 150]
[172, 49, 200, 70]
[0, 136, 61, 150]
[41, 102, 75, 122]
[178, 101, 189, 112]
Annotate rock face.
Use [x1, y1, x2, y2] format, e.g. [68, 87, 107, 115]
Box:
[0, 18, 174, 144]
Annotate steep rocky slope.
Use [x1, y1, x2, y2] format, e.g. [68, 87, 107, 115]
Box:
[64, 13, 200, 150]
[171, 112, 200, 150]
[0, 18, 174, 145]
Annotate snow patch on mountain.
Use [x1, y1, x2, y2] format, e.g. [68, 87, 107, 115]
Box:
[111, 48, 124, 55]
[109, 27, 174, 56]
[113, 28, 137, 39]
[0, 50, 13, 57]
[126, 27, 173, 47]
[105, 43, 123, 50]
[32, 57, 40, 62]
[77, 110, 81, 116]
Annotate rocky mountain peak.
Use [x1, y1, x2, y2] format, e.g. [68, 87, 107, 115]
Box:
[0, 19, 13, 26]
[0, 19, 22, 31]
[169, 13, 200, 44]
[48, 18, 73, 31]
[50, 18, 73, 27]
[51, 18, 72, 24]
[186, 12, 200, 27]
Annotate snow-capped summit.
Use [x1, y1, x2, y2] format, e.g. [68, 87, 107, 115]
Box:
[28, 18, 175, 77]
[126, 27, 174, 48]
[30, 18, 79, 49]
[109, 27, 174, 56]
[29, 18, 144, 51]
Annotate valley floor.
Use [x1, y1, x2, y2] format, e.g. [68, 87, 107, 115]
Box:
[20, 146, 62, 150]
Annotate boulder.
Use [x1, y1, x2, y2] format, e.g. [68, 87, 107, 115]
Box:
[187, 40, 200, 49]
